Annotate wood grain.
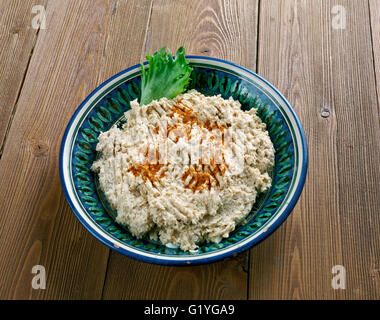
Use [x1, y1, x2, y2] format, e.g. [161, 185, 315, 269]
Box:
[101, 0, 258, 300]
[369, 0, 380, 111]
[0, 0, 152, 299]
[0, 0, 378, 300]
[0, 0, 47, 156]
[249, 0, 380, 299]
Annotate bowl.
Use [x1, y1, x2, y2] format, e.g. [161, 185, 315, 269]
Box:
[59, 56, 308, 265]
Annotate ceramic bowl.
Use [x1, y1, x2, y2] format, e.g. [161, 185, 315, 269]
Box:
[59, 56, 308, 265]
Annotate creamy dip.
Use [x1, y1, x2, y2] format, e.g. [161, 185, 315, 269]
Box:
[92, 90, 275, 251]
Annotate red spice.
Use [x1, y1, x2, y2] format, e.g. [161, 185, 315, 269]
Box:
[167, 100, 226, 142]
[127, 148, 166, 183]
[130, 99, 230, 191]
[127, 163, 165, 184]
[159, 168, 167, 179]
[181, 160, 229, 193]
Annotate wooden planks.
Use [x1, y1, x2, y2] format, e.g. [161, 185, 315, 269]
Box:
[369, 0, 380, 111]
[0, 0, 152, 299]
[249, 0, 380, 299]
[141, 0, 258, 68]
[0, 0, 378, 300]
[101, 0, 258, 300]
[0, 0, 47, 155]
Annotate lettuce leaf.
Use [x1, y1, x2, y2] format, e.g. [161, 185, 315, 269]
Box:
[139, 46, 193, 105]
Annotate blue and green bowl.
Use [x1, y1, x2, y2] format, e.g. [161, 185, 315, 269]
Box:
[59, 56, 308, 266]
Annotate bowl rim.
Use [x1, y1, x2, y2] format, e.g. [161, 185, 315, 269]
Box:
[59, 55, 308, 266]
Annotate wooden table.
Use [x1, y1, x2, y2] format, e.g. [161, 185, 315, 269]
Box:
[0, 0, 379, 300]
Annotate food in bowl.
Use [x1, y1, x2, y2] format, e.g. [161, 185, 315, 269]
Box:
[60, 46, 308, 264]
[92, 89, 274, 250]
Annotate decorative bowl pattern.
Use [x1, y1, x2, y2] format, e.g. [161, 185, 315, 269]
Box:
[59, 56, 308, 265]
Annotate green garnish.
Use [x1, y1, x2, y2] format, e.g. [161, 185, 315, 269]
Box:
[139, 46, 193, 105]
